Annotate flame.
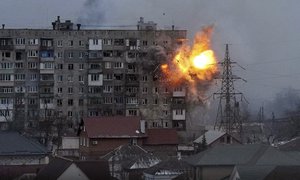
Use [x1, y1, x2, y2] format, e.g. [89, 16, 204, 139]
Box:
[161, 25, 218, 86]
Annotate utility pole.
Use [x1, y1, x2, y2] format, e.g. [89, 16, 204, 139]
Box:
[214, 44, 246, 135]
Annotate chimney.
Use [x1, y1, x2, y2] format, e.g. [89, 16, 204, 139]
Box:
[172, 25, 175, 31]
[77, 24, 81, 30]
[57, 16, 60, 22]
[52, 22, 56, 30]
[140, 120, 146, 133]
[2, 24, 5, 29]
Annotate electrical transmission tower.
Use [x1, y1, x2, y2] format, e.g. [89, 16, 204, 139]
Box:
[214, 44, 246, 135]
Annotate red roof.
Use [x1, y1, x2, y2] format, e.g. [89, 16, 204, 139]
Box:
[83, 116, 144, 138]
[144, 128, 179, 145]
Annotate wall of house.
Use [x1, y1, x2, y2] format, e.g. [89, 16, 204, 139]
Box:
[0, 155, 49, 165]
[210, 134, 241, 148]
[58, 163, 89, 180]
[196, 166, 234, 180]
[143, 145, 177, 156]
[61, 136, 79, 149]
[79, 133, 144, 158]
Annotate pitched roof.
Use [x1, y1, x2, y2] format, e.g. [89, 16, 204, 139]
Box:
[102, 144, 160, 170]
[264, 166, 300, 180]
[36, 157, 72, 180]
[36, 157, 114, 180]
[0, 131, 49, 156]
[144, 128, 178, 145]
[83, 116, 144, 138]
[193, 130, 225, 144]
[144, 157, 192, 176]
[234, 165, 275, 180]
[75, 160, 113, 180]
[278, 137, 300, 151]
[185, 144, 300, 166]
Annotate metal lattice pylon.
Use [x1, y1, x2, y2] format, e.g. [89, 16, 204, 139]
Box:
[214, 44, 246, 134]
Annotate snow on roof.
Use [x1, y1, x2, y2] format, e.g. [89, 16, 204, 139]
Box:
[193, 130, 226, 145]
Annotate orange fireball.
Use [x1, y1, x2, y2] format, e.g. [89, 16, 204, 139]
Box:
[161, 25, 218, 86]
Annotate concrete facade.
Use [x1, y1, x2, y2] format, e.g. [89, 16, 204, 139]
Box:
[0, 17, 187, 137]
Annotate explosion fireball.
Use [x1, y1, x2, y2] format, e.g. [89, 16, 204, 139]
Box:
[161, 25, 218, 86]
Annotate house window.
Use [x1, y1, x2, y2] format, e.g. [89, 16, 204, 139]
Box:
[68, 111, 73, 117]
[79, 64, 84, 70]
[68, 99, 73, 106]
[79, 75, 84, 82]
[68, 52, 74, 58]
[57, 52, 63, 58]
[68, 40, 74, 47]
[68, 87, 73, 94]
[68, 64, 74, 70]
[79, 40, 84, 47]
[57, 40, 63, 47]
[57, 99, 62, 106]
[16, 38, 26, 45]
[67, 75, 73, 82]
[105, 62, 111, 69]
[175, 109, 184, 115]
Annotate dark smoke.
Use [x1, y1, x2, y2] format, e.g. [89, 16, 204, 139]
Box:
[77, 0, 105, 25]
[142, 45, 167, 72]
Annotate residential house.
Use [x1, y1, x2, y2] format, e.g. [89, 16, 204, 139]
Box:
[102, 144, 160, 180]
[56, 135, 79, 159]
[0, 131, 50, 165]
[0, 131, 49, 179]
[143, 157, 194, 180]
[185, 144, 300, 180]
[143, 128, 179, 157]
[36, 156, 114, 180]
[193, 130, 241, 151]
[79, 116, 147, 159]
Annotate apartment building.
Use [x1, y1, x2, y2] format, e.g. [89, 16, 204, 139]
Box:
[0, 16, 187, 134]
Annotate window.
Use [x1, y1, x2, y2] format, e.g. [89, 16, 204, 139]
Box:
[68, 99, 73, 106]
[142, 98, 148, 105]
[103, 85, 113, 93]
[163, 110, 168, 116]
[57, 52, 63, 58]
[57, 64, 63, 69]
[114, 39, 124, 46]
[153, 98, 158, 105]
[68, 64, 74, 70]
[103, 74, 113, 80]
[57, 87, 62, 93]
[104, 62, 111, 69]
[0, 63, 13, 69]
[15, 63, 23, 69]
[28, 86, 38, 93]
[57, 99, 62, 106]
[90, 74, 99, 81]
[79, 52, 84, 59]
[142, 87, 148, 93]
[175, 109, 184, 115]
[0, 74, 11, 81]
[43, 62, 54, 69]
[16, 38, 26, 45]
[114, 86, 122, 93]
[28, 39, 38, 45]
[79, 87, 84, 94]
[68, 40, 73, 47]
[79, 64, 84, 70]
[28, 50, 38, 57]
[79, 75, 84, 82]
[126, 97, 138, 104]
[68, 87, 73, 94]
[104, 97, 113, 104]
[154, 87, 158, 93]
[103, 51, 113, 57]
[0, 87, 13, 93]
[142, 76, 148, 82]
[57, 40, 63, 47]
[28, 62, 38, 69]
[142, 40, 148, 46]
[68, 52, 73, 58]
[68, 111, 73, 117]
[163, 98, 168, 105]
[128, 109, 138, 116]
[30, 74, 37, 81]
[79, 40, 84, 46]
[103, 39, 112, 45]
[114, 62, 123, 69]
[15, 74, 25, 81]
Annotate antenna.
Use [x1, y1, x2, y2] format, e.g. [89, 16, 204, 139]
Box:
[214, 44, 246, 135]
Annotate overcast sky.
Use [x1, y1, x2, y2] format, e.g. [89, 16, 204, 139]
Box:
[1, 0, 300, 117]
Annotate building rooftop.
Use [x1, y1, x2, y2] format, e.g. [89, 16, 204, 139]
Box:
[83, 116, 145, 138]
[185, 144, 300, 166]
[278, 136, 300, 151]
[0, 132, 49, 156]
[144, 128, 178, 145]
[193, 130, 226, 145]
[36, 156, 113, 180]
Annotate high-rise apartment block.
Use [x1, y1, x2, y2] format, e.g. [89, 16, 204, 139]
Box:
[0, 17, 187, 132]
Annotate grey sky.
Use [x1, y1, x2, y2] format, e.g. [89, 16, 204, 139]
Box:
[1, 0, 300, 116]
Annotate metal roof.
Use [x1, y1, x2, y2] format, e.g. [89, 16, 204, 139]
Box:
[0, 132, 48, 156]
